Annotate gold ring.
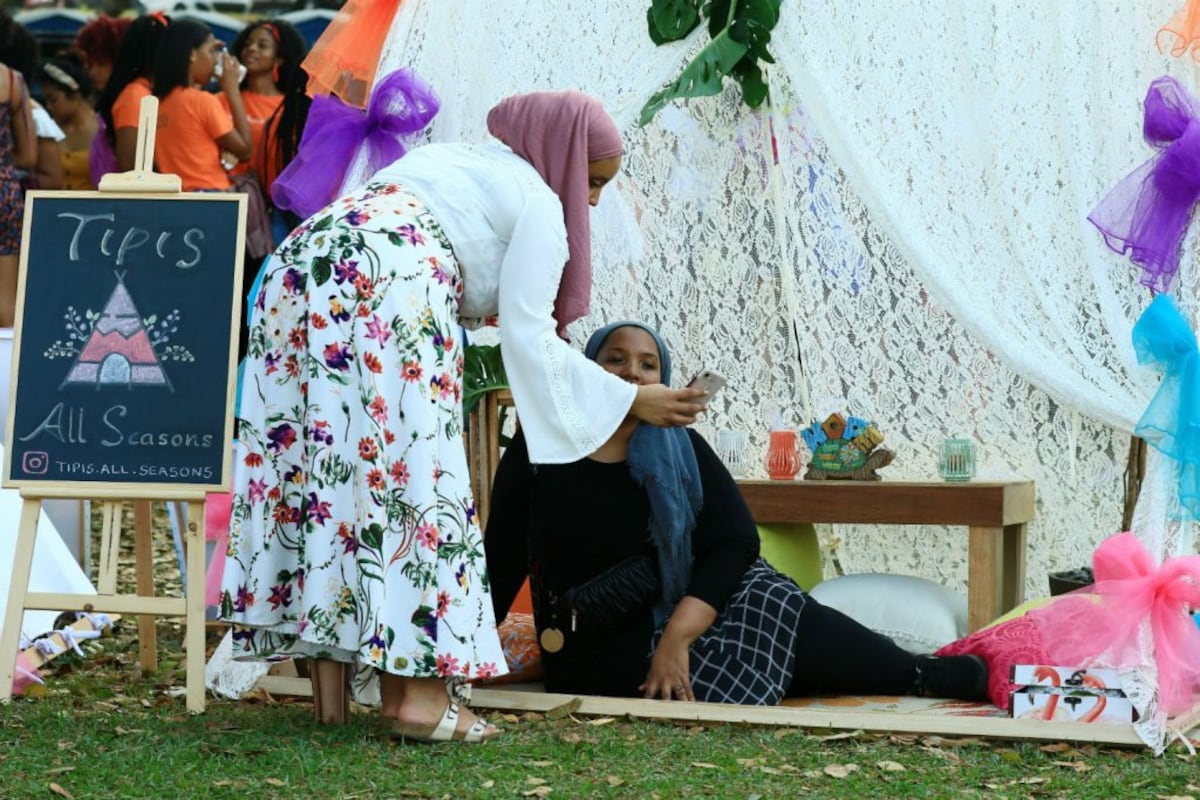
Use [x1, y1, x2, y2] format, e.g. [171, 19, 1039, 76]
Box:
[673, 684, 685, 693]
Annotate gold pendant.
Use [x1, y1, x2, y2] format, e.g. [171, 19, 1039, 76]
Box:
[539, 627, 564, 653]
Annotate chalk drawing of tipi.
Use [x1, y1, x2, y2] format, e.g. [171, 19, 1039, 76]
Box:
[62, 273, 172, 390]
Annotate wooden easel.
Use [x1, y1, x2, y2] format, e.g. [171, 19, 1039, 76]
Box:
[0, 97, 212, 712]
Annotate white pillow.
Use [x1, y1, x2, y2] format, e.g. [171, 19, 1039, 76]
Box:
[808, 573, 967, 653]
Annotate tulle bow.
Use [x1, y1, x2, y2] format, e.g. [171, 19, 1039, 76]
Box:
[272, 69, 440, 221]
[1132, 294, 1200, 518]
[1092, 534, 1200, 716]
[1033, 533, 1200, 717]
[1089, 76, 1200, 293]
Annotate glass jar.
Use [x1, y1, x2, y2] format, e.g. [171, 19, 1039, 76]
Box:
[765, 429, 801, 481]
[939, 437, 975, 482]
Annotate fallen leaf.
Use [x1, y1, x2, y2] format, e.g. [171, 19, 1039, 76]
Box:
[1156, 796, 1195, 800]
[1013, 777, 1047, 786]
[528, 761, 554, 768]
[48, 783, 75, 800]
[810, 730, 863, 742]
[1051, 760, 1092, 773]
[823, 764, 860, 779]
[265, 778, 285, 787]
[500, 714, 520, 724]
[525, 777, 547, 785]
[1040, 742, 1071, 753]
[559, 732, 582, 744]
[481, 781, 494, 789]
[759, 767, 781, 776]
[605, 776, 625, 787]
[736, 758, 763, 767]
[691, 762, 718, 769]
[43, 768, 75, 776]
[587, 717, 615, 726]
[545, 699, 581, 720]
[521, 789, 552, 798]
[876, 761, 905, 772]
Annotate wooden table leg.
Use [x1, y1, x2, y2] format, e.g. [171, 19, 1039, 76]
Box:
[1001, 523, 1027, 612]
[967, 525, 1004, 633]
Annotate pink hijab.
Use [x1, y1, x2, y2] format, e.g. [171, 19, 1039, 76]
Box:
[486, 91, 623, 338]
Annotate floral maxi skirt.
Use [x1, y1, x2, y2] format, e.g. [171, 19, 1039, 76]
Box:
[219, 183, 508, 683]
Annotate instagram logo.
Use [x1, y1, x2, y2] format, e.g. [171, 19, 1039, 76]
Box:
[21, 451, 49, 475]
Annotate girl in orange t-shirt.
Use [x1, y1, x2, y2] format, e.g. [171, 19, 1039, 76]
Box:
[96, 14, 168, 176]
[152, 20, 251, 191]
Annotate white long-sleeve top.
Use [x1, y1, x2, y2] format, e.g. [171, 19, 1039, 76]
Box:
[374, 142, 636, 464]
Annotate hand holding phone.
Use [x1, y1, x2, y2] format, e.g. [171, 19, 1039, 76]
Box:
[687, 369, 726, 399]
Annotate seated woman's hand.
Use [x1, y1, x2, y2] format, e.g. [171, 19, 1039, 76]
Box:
[639, 632, 694, 701]
[631, 384, 709, 428]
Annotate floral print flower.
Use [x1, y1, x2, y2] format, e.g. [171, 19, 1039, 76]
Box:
[402, 361, 423, 382]
[417, 523, 439, 551]
[323, 343, 352, 370]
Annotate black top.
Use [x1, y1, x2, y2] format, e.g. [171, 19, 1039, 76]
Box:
[484, 427, 760, 695]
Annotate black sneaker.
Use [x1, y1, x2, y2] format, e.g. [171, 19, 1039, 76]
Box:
[913, 654, 989, 701]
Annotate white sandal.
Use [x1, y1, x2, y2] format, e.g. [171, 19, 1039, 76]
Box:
[389, 698, 499, 744]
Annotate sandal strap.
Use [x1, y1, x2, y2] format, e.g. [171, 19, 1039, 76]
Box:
[429, 699, 461, 742]
[461, 718, 490, 743]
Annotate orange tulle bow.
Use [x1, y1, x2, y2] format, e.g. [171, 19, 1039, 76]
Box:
[1159, 0, 1200, 61]
[303, 0, 402, 108]
[1034, 532, 1200, 716]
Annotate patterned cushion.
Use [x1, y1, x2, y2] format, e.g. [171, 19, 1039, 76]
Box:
[935, 614, 1050, 710]
[474, 612, 543, 686]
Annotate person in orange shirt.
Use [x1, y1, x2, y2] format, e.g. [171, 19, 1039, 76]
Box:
[95, 14, 169, 177]
[221, 19, 309, 198]
[152, 20, 251, 191]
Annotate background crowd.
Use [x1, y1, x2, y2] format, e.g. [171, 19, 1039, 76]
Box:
[0, 7, 313, 328]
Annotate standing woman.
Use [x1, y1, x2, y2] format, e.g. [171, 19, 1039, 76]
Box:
[39, 55, 98, 191]
[151, 20, 251, 191]
[0, 9, 36, 328]
[95, 14, 168, 177]
[73, 14, 131, 95]
[220, 91, 707, 742]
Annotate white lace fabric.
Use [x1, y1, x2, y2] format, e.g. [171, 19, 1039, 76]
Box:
[342, 0, 1200, 750]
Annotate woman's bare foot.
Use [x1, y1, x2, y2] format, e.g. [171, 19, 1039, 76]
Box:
[381, 674, 500, 741]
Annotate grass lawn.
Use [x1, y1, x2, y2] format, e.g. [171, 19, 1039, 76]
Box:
[2, 625, 1198, 800]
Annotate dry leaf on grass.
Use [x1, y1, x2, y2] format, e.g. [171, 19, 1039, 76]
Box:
[525, 777, 548, 786]
[521, 788, 552, 798]
[48, 783, 75, 800]
[545, 699, 581, 720]
[1051, 760, 1092, 773]
[736, 758, 763, 767]
[43, 767, 75, 776]
[587, 717, 616, 726]
[529, 761, 554, 768]
[480, 781, 494, 789]
[606, 776, 625, 787]
[265, 778, 285, 787]
[810, 730, 863, 742]
[876, 761, 906, 772]
[1155, 795, 1195, 800]
[1040, 742, 1071, 753]
[691, 762, 718, 769]
[823, 764, 860, 779]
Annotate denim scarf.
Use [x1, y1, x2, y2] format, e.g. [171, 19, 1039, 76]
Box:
[584, 322, 703, 619]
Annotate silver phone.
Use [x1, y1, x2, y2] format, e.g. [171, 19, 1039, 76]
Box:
[687, 369, 726, 398]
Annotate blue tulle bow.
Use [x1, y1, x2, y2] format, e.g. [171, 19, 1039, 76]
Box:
[1133, 294, 1200, 518]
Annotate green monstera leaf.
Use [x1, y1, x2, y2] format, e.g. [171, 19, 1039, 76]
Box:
[639, 29, 748, 126]
[640, 0, 783, 125]
[463, 343, 508, 416]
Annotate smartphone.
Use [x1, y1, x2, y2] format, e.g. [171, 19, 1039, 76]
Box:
[687, 369, 727, 399]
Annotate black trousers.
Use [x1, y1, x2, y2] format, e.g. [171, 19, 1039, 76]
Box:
[786, 597, 918, 697]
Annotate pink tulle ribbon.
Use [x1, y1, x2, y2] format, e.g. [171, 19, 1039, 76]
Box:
[272, 68, 440, 221]
[1032, 532, 1200, 716]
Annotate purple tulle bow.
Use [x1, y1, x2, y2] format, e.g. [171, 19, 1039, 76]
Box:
[272, 68, 440, 220]
[1089, 75, 1200, 293]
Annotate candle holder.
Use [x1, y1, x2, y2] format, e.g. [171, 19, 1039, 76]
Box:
[939, 437, 975, 482]
[765, 429, 801, 481]
[715, 429, 749, 478]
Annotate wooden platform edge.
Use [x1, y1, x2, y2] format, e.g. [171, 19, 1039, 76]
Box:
[248, 675, 1150, 747]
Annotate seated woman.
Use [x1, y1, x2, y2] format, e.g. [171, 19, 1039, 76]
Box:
[485, 321, 990, 704]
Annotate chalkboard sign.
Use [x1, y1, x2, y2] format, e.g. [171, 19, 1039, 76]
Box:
[3, 191, 246, 492]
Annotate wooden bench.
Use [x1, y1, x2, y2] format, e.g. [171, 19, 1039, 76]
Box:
[738, 480, 1036, 632]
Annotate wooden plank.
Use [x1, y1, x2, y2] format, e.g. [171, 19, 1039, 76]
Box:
[246, 678, 1149, 747]
[470, 688, 1144, 746]
[134, 501, 158, 674]
[738, 480, 1035, 527]
[24, 592, 186, 616]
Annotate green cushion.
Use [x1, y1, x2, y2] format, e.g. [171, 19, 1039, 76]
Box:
[757, 522, 823, 591]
